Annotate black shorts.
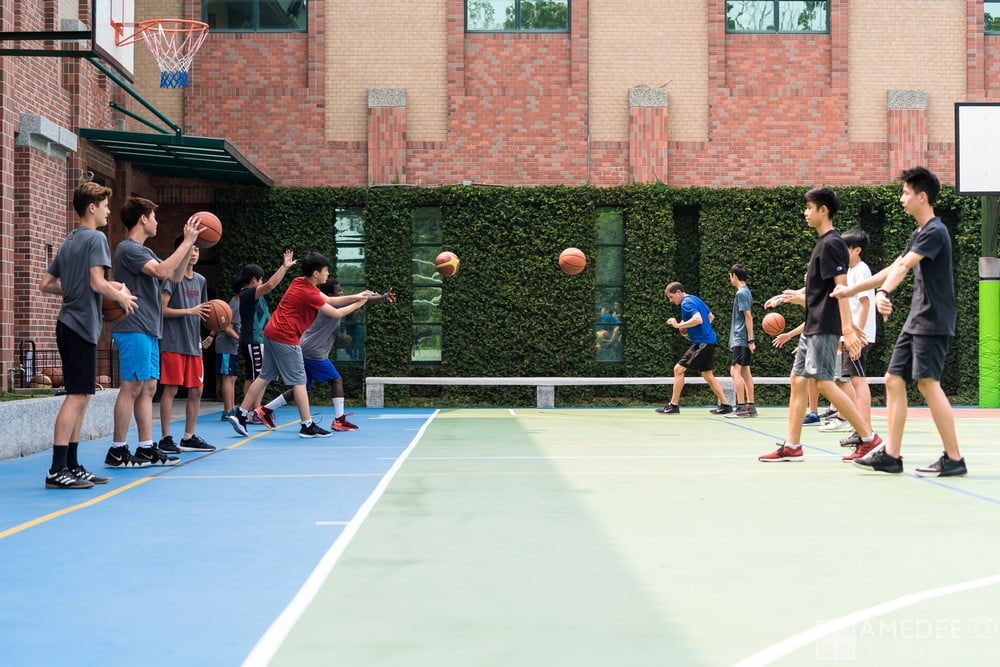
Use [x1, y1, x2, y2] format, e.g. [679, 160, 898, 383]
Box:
[678, 343, 716, 373]
[887, 332, 948, 382]
[57, 320, 96, 395]
[240, 342, 264, 381]
[840, 344, 869, 378]
[730, 345, 752, 367]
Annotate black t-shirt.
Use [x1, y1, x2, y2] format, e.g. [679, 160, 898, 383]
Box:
[803, 229, 850, 336]
[903, 217, 956, 336]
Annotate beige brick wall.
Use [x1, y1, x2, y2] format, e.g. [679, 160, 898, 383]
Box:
[848, 0, 966, 144]
[590, 0, 708, 142]
[133, 0, 185, 132]
[326, 0, 448, 142]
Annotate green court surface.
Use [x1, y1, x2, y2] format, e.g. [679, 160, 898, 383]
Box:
[251, 407, 1000, 667]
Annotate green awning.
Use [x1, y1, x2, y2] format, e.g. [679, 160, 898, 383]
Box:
[78, 129, 272, 186]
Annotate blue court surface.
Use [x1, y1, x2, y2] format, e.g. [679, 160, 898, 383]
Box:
[2, 404, 1000, 666]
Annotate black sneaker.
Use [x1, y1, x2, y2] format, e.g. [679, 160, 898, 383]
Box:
[710, 404, 733, 415]
[853, 444, 902, 474]
[820, 407, 839, 420]
[158, 435, 181, 454]
[134, 446, 180, 466]
[299, 422, 332, 438]
[229, 411, 249, 437]
[104, 445, 145, 469]
[178, 434, 216, 452]
[654, 404, 680, 414]
[915, 452, 968, 477]
[72, 466, 109, 485]
[46, 468, 94, 489]
[839, 431, 862, 448]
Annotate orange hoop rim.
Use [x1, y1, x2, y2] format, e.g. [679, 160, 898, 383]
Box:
[113, 18, 208, 47]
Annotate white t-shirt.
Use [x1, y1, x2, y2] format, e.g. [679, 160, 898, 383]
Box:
[848, 261, 876, 343]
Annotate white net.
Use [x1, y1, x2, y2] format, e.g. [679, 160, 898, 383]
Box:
[139, 20, 209, 88]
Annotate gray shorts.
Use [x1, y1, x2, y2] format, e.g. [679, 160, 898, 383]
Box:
[791, 333, 839, 381]
[260, 338, 307, 386]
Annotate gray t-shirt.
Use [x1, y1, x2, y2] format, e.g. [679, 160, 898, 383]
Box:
[214, 296, 241, 355]
[47, 226, 112, 344]
[161, 272, 208, 356]
[729, 284, 752, 347]
[299, 311, 342, 361]
[112, 238, 163, 338]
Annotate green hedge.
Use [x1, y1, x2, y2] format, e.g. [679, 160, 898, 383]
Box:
[214, 184, 981, 407]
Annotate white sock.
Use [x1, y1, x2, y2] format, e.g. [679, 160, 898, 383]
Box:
[333, 397, 345, 419]
[266, 394, 287, 411]
[138, 440, 154, 449]
[302, 420, 312, 427]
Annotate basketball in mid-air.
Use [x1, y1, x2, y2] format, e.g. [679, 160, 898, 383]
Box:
[102, 281, 128, 323]
[203, 299, 233, 332]
[193, 211, 223, 249]
[762, 312, 786, 336]
[559, 247, 587, 275]
[435, 251, 460, 277]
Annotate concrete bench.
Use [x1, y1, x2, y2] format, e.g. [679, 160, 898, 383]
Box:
[364, 376, 887, 409]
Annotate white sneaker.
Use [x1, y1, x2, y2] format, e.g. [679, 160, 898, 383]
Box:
[819, 417, 853, 432]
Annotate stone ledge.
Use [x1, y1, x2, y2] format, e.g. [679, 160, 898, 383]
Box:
[0, 389, 121, 460]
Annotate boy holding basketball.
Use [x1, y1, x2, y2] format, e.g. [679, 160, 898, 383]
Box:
[758, 187, 881, 463]
[215, 274, 243, 421]
[106, 199, 204, 469]
[229, 253, 374, 438]
[833, 167, 965, 476]
[656, 283, 731, 415]
[725, 265, 757, 418]
[157, 237, 216, 454]
[38, 181, 138, 489]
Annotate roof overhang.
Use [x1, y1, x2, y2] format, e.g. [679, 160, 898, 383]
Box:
[78, 129, 273, 187]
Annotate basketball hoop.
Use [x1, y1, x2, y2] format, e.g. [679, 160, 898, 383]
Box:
[113, 19, 208, 88]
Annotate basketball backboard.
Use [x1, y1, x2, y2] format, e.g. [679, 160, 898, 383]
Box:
[955, 102, 1000, 196]
[94, 0, 135, 81]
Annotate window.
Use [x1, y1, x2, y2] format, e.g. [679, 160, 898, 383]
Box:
[988, 2, 1000, 34]
[726, 1, 828, 33]
[335, 208, 365, 363]
[466, 0, 569, 32]
[595, 209, 624, 364]
[204, 0, 307, 32]
[411, 208, 443, 363]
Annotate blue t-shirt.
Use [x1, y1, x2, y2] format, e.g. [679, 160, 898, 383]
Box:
[681, 294, 717, 345]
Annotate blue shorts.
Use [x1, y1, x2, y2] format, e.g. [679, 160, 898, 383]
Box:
[113, 332, 160, 382]
[216, 352, 238, 377]
[303, 357, 341, 390]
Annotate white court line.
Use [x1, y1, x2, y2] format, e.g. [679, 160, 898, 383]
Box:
[386, 454, 763, 461]
[370, 414, 435, 420]
[242, 409, 439, 667]
[509, 409, 516, 416]
[314, 521, 349, 526]
[162, 473, 384, 480]
[733, 573, 1000, 667]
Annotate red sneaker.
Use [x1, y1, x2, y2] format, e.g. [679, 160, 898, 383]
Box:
[758, 443, 804, 462]
[255, 406, 276, 429]
[842, 434, 882, 461]
[332, 414, 359, 431]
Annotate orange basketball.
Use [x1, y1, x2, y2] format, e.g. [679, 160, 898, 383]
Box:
[204, 299, 233, 332]
[435, 251, 460, 277]
[559, 247, 587, 275]
[46, 368, 64, 388]
[193, 211, 223, 249]
[102, 281, 128, 323]
[762, 312, 786, 336]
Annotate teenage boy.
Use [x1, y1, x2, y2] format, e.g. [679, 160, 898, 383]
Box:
[105, 199, 204, 468]
[39, 182, 138, 488]
[833, 167, 965, 476]
[725, 264, 757, 418]
[157, 237, 216, 454]
[262, 280, 394, 430]
[758, 187, 882, 462]
[656, 282, 731, 415]
[229, 253, 374, 438]
[215, 274, 242, 421]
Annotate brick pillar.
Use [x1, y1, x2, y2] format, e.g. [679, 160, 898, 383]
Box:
[367, 89, 407, 186]
[628, 88, 669, 184]
[887, 90, 928, 177]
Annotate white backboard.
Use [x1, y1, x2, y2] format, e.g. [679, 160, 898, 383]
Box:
[955, 102, 1000, 195]
[93, 0, 134, 81]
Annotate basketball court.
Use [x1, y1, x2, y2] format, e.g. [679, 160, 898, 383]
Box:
[1, 403, 998, 666]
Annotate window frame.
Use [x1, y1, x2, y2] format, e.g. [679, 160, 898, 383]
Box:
[334, 207, 366, 365]
[594, 208, 625, 365]
[725, 0, 830, 34]
[410, 207, 444, 365]
[203, 0, 308, 33]
[987, 1, 1000, 34]
[465, 0, 571, 33]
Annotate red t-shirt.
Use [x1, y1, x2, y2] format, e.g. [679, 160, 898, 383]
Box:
[263, 276, 327, 345]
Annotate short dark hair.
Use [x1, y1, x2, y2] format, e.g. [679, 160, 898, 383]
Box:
[899, 166, 940, 204]
[804, 187, 840, 219]
[120, 197, 157, 231]
[301, 252, 330, 278]
[241, 264, 264, 285]
[666, 281, 684, 294]
[73, 182, 112, 217]
[841, 228, 870, 252]
[229, 273, 244, 295]
[318, 279, 340, 296]
[729, 264, 748, 282]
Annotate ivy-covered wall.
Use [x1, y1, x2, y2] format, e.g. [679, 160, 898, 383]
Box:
[214, 184, 981, 406]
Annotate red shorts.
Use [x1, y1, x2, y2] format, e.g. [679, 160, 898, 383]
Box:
[160, 352, 204, 389]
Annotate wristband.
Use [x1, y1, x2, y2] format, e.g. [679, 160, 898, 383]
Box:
[381, 292, 388, 302]
[747, 339, 755, 344]
[875, 289, 889, 296]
